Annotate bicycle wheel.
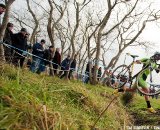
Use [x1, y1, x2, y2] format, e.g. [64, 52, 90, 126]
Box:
[137, 68, 160, 96]
[111, 65, 131, 89]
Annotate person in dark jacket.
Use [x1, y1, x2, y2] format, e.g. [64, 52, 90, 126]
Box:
[43, 46, 54, 75]
[3, 22, 13, 63]
[84, 62, 91, 83]
[97, 67, 102, 81]
[12, 28, 28, 67]
[60, 55, 71, 79]
[52, 48, 61, 75]
[0, 3, 6, 15]
[43, 46, 54, 65]
[0, 4, 6, 46]
[30, 39, 45, 73]
[68, 55, 77, 80]
[0, 4, 6, 31]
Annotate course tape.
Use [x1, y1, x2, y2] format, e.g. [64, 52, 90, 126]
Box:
[2, 43, 106, 80]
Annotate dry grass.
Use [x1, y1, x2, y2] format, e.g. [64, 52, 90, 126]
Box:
[0, 64, 132, 130]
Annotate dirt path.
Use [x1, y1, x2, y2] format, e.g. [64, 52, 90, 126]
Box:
[130, 109, 160, 125]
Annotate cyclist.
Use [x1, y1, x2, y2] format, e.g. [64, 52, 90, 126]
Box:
[113, 52, 160, 113]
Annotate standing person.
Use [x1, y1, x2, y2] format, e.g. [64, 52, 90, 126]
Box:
[91, 66, 95, 80]
[104, 69, 115, 86]
[52, 48, 61, 75]
[97, 67, 102, 81]
[60, 55, 71, 79]
[0, 3, 6, 28]
[84, 62, 91, 84]
[43, 46, 54, 75]
[68, 55, 77, 80]
[12, 28, 28, 67]
[0, 3, 6, 16]
[3, 22, 13, 63]
[30, 39, 45, 73]
[0, 3, 6, 42]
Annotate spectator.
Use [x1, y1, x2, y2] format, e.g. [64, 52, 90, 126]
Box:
[3, 22, 13, 63]
[97, 67, 102, 81]
[25, 33, 32, 53]
[68, 55, 77, 80]
[12, 28, 28, 67]
[43, 46, 54, 75]
[104, 69, 114, 86]
[91, 66, 95, 80]
[84, 62, 91, 84]
[0, 3, 6, 43]
[52, 48, 61, 75]
[92, 66, 94, 74]
[30, 39, 45, 73]
[0, 3, 6, 15]
[60, 55, 71, 79]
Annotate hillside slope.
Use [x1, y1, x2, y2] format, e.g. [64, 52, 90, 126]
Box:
[0, 65, 132, 130]
[128, 94, 160, 126]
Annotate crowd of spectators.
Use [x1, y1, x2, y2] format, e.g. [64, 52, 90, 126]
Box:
[0, 3, 102, 82]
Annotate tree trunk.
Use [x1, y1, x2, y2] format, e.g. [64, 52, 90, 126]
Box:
[87, 37, 93, 83]
[26, 0, 39, 44]
[71, 2, 80, 58]
[92, 0, 113, 85]
[47, 0, 54, 46]
[92, 32, 101, 84]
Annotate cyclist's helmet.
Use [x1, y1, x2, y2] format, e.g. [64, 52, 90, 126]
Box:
[151, 52, 160, 61]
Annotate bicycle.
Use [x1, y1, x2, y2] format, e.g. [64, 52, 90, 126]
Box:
[110, 53, 160, 96]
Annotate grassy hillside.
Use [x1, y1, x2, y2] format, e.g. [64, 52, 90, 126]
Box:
[0, 65, 131, 130]
[1, 65, 160, 130]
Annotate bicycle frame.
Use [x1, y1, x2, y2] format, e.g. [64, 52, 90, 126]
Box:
[122, 58, 160, 89]
[119, 59, 152, 89]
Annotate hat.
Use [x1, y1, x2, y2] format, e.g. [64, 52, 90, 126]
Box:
[41, 39, 46, 43]
[49, 45, 54, 48]
[7, 22, 13, 27]
[0, 4, 6, 9]
[21, 28, 27, 32]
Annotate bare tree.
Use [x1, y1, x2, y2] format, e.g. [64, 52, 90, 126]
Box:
[26, 0, 39, 44]
[47, 0, 67, 47]
[70, 1, 81, 58]
[91, 0, 118, 84]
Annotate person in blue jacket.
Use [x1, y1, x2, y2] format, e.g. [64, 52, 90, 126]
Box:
[60, 55, 71, 79]
[30, 39, 45, 73]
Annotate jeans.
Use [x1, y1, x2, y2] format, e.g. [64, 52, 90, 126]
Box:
[84, 72, 89, 83]
[30, 57, 41, 73]
[39, 60, 45, 72]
